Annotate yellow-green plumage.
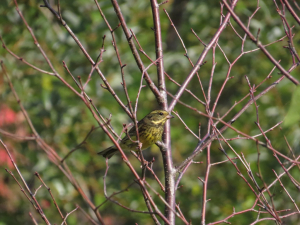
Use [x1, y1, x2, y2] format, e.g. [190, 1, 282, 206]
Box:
[98, 110, 173, 158]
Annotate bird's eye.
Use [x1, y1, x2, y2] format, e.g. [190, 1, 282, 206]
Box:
[159, 112, 163, 116]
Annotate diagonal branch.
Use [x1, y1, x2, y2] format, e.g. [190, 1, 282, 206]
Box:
[110, 0, 162, 101]
[169, 0, 239, 112]
[222, 0, 299, 85]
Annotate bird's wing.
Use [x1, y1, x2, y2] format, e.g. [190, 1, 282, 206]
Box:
[119, 121, 145, 144]
[128, 120, 144, 136]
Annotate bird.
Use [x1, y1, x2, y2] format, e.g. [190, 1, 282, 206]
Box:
[98, 110, 174, 158]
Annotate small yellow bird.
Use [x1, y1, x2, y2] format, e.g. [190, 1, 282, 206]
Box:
[98, 110, 174, 158]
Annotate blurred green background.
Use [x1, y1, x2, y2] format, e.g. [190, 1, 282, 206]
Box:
[1, 0, 300, 224]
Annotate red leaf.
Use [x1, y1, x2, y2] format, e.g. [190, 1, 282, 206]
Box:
[0, 105, 17, 126]
[0, 148, 14, 169]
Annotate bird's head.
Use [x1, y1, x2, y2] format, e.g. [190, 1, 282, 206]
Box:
[143, 110, 174, 126]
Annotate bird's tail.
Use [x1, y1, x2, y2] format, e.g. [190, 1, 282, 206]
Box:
[98, 146, 118, 159]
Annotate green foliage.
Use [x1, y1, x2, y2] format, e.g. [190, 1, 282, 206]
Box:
[1, 0, 300, 224]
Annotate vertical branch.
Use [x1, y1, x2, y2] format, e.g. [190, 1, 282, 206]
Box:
[150, 0, 175, 223]
[110, 0, 161, 99]
[151, 1, 167, 100]
[201, 143, 211, 225]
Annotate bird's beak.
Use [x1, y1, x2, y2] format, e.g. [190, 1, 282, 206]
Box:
[166, 114, 174, 119]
